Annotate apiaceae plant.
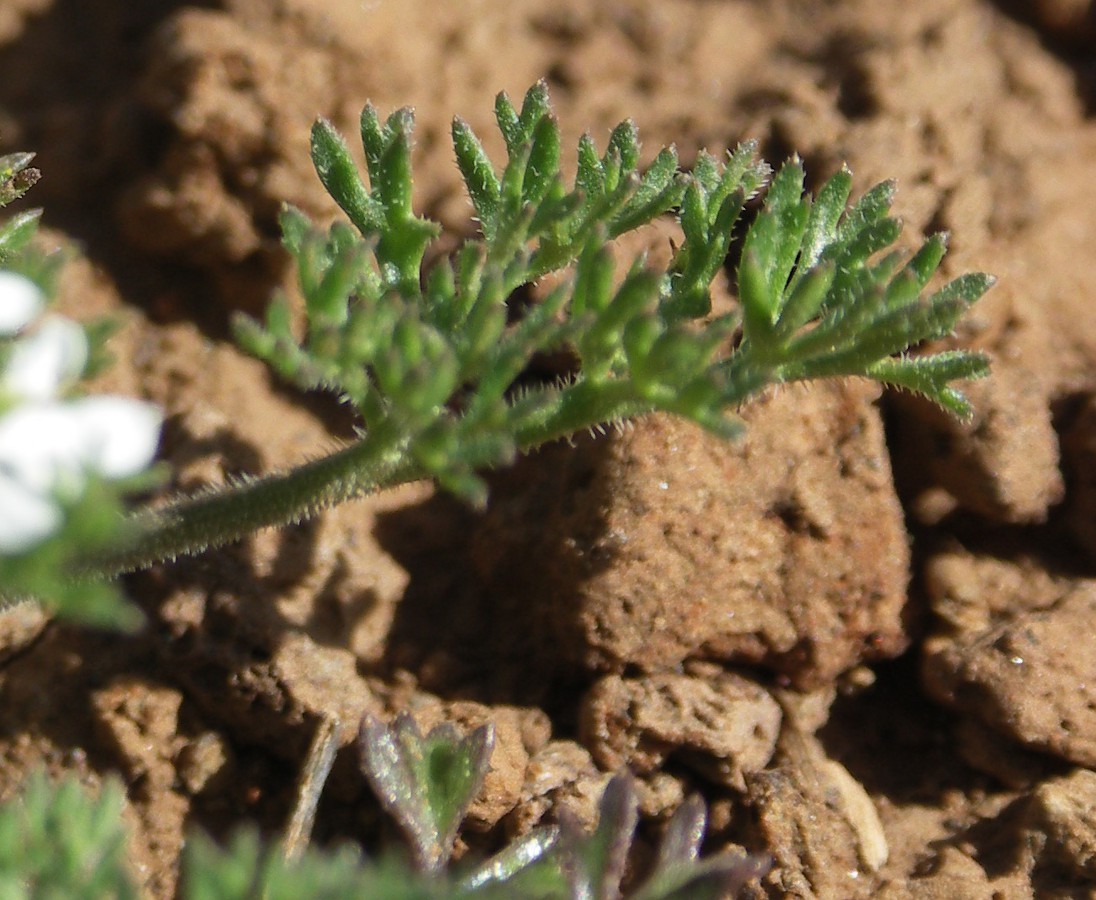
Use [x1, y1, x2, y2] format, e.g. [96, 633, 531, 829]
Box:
[0, 82, 991, 896]
[2, 81, 989, 623]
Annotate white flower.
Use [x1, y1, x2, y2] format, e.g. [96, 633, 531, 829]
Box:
[0, 277, 163, 555]
[0, 396, 163, 555]
[0, 271, 43, 334]
[0, 397, 161, 490]
[0, 466, 62, 553]
[2, 314, 88, 401]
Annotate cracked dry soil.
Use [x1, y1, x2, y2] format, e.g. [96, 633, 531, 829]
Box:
[2, 1, 1096, 897]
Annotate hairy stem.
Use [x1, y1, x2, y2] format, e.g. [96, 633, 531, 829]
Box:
[513, 379, 649, 447]
[82, 427, 420, 578]
[81, 386, 649, 579]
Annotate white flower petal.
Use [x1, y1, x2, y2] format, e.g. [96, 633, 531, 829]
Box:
[0, 395, 162, 499]
[0, 271, 44, 335]
[66, 396, 163, 478]
[2, 315, 88, 401]
[0, 472, 61, 553]
[0, 401, 87, 494]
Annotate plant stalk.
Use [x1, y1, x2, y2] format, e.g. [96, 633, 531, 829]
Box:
[81, 427, 421, 578]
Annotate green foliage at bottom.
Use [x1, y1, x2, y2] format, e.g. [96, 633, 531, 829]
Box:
[0, 774, 137, 900]
[0, 764, 767, 900]
[182, 831, 439, 900]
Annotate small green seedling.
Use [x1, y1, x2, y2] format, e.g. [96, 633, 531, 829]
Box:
[353, 714, 770, 898]
[359, 713, 495, 873]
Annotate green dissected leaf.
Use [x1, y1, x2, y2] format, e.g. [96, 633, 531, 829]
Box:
[831, 178, 895, 248]
[706, 154, 993, 418]
[867, 350, 991, 419]
[663, 144, 767, 322]
[793, 167, 851, 279]
[610, 146, 684, 236]
[311, 118, 383, 235]
[285, 86, 990, 481]
[123, 80, 993, 593]
[517, 82, 553, 145]
[576, 133, 605, 203]
[373, 109, 418, 218]
[606, 119, 640, 178]
[453, 117, 503, 239]
[353, 109, 441, 293]
[525, 114, 563, 205]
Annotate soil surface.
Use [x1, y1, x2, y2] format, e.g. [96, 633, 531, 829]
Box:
[2, 1, 1096, 897]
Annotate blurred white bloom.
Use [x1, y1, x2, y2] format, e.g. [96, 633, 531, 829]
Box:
[62, 396, 163, 480]
[0, 465, 62, 553]
[3, 314, 88, 401]
[0, 397, 162, 495]
[0, 271, 43, 334]
[0, 273, 163, 554]
[0, 394, 163, 555]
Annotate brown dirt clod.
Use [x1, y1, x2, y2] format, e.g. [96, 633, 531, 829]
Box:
[3, 0, 1096, 897]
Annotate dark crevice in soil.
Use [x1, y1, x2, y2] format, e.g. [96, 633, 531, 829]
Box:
[817, 654, 989, 805]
